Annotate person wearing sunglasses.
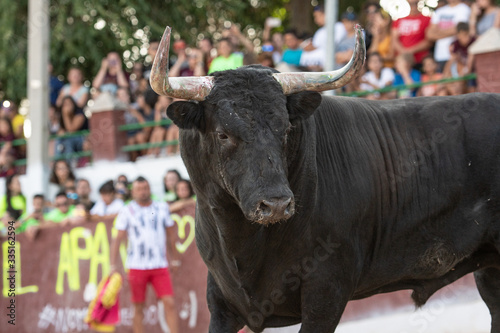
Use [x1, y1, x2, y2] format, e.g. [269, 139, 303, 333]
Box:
[44, 192, 77, 226]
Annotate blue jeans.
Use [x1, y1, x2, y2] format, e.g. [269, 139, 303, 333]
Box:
[56, 135, 84, 160]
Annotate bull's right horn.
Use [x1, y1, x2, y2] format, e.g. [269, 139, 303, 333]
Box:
[272, 24, 366, 95]
[150, 26, 214, 101]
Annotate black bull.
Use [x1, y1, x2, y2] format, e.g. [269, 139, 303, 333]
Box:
[166, 66, 500, 332]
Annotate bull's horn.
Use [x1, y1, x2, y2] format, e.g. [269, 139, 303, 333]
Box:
[150, 26, 214, 101]
[272, 24, 366, 95]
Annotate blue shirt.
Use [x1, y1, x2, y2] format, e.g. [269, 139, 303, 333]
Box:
[281, 49, 303, 66]
[50, 76, 64, 106]
[394, 69, 421, 98]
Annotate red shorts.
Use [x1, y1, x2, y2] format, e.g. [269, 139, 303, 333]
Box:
[128, 268, 174, 303]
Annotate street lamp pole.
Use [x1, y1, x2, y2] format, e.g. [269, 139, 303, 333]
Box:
[324, 0, 338, 96]
[26, 0, 50, 204]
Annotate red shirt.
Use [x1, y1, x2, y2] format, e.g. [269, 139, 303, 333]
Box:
[392, 14, 431, 64]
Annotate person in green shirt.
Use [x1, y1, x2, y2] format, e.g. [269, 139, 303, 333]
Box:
[15, 194, 47, 240]
[45, 192, 78, 225]
[0, 174, 26, 237]
[0, 174, 26, 219]
[208, 38, 244, 74]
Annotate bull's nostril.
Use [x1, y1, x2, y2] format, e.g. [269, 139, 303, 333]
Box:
[256, 198, 294, 221]
[259, 201, 273, 217]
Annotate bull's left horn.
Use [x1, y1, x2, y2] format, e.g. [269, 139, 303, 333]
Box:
[150, 26, 214, 101]
[272, 24, 366, 95]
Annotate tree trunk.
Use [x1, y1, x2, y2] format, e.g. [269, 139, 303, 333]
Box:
[289, 0, 314, 37]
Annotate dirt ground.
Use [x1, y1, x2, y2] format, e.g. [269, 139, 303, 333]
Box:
[262, 298, 490, 333]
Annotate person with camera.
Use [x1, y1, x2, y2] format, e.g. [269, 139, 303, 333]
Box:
[92, 52, 129, 97]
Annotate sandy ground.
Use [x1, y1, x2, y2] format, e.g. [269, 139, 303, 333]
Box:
[262, 297, 491, 333]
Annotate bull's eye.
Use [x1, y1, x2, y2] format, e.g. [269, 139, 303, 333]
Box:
[217, 132, 229, 140]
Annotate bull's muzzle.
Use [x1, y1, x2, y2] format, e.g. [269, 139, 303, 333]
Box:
[255, 197, 295, 224]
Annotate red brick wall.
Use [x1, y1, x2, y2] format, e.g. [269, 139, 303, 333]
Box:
[475, 51, 500, 93]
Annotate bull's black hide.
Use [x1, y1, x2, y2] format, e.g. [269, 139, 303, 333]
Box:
[167, 65, 500, 333]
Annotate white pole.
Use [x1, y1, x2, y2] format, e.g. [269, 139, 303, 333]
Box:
[324, 0, 338, 96]
[26, 0, 50, 205]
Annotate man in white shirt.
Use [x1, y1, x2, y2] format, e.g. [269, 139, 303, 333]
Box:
[89, 180, 124, 222]
[110, 177, 179, 333]
[426, 0, 471, 71]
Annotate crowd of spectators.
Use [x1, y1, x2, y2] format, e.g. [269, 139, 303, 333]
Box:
[0, 0, 498, 174]
[0, 167, 194, 239]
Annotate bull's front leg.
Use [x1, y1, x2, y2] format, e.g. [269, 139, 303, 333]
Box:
[299, 277, 351, 333]
[298, 237, 354, 333]
[207, 272, 245, 333]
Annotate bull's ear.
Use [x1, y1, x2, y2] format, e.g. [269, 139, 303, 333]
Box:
[167, 101, 205, 131]
[286, 91, 322, 121]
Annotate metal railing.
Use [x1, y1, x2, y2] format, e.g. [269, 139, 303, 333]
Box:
[3, 73, 478, 168]
[119, 118, 179, 153]
[339, 73, 477, 97]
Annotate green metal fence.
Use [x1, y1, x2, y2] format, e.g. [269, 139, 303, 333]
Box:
[6, 73, 477, 167]
[339, 73, 477, 97]
[119, 119, 179, 153]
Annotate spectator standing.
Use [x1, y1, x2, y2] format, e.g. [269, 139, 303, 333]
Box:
[360, 52, 395, 100]
[164, 169, 181, 203]
[55, 67, 89, 108]
[90, 180, 124, 221]
[470, 0, 500, 36]
[208, 38, 244, 74]
[418, 55, 447, 96]
[368, 10, 394, 68]
[392, 0, 432, 68]
[391, 53, 422, 98]
[0, 174, 26, 221]
[110, 177, 180, 333]
[426, 0, 471, 72]
[56, 96, 89, 161]
[92, 52, 129, 96]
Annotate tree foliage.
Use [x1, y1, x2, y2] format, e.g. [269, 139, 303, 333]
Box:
[0, 0, 374, 103]
[0, 0, 293, 103]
